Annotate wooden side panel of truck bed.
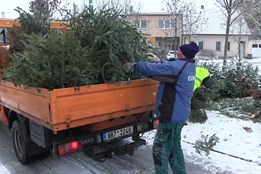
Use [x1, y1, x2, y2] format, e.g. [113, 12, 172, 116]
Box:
[0, 79, 158, 132]
[0, 81, 51, 126]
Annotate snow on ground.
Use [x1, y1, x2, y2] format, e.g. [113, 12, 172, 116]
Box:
[0, 165, 11, 174]
[196, 57, 261, 75]
[143, 57, 261, 173]
[0, 57, 259, 174]
[143, 110, 261, 174]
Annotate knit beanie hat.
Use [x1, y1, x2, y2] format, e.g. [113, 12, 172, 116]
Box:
[179, 41, 199, 59]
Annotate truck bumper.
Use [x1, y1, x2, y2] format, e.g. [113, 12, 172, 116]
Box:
[83, 138, 146, 161]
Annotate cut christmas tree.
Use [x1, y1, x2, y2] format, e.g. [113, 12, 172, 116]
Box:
[2, 6, 149, 89]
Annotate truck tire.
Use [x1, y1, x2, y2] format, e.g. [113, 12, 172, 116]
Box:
[12, 120, 31, 164]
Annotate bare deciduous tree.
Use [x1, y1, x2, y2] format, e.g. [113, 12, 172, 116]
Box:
[162, 0, 183, 55]
[163, 0, 207, 57]
[230, 16, 250, 58]
[95, 0, 141, 15]
[182, 2, 208, 43]
[29, 0, 61, 19]
[215, 0, 257, 70]
[94, 0, 142, 31]
[242, 0, 261, 40]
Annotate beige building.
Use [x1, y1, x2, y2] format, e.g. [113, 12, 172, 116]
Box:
[126, 13, 183, 53]
[126, 12, 252, 59]
[127, 4, 261, 59]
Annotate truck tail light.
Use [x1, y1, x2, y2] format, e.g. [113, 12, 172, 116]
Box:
[137, 124, 143, 132]
[137, 123, 149, 132]
[153, 119, 159, 129]
[58, 141, 83, 156]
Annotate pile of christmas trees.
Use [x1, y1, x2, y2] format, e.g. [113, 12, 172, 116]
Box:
[2, 6, 148, 89]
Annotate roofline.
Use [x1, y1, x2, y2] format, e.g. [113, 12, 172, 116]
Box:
[127, 12, 183, 17]
[182, 33, 251, 36]
[0, 18, 18, 20]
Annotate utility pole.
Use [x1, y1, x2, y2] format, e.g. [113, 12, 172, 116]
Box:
[1, 12, 5, 18]
[89, 0, 93, 12]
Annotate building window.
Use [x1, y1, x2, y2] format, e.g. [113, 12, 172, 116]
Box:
[158, 20, 164, 28]
[216, 41, 221, 51]
[140, 20, 147, 28]
[227, 42, 230, 51]
[164, 44, 175, 51]
[259, 44, 261, 48]
[198, 41, 203, 50]
[134, 20, 147, 29]
[165, 20, 171, 28]
[158, 19, 175, 29]
[134, 20, 139, 28]
[252, 44, 258, 48]
[171, 20, 176, 28]
[156, 41, 161, 49]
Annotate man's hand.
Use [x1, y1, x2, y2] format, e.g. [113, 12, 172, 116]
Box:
[124, 62, 135, 72]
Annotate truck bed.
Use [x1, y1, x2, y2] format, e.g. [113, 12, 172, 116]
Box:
[0, 79, 158, 132]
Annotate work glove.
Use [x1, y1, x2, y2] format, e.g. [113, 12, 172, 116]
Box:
[124, 62, 136, 72]
[145, 53, 161, 62]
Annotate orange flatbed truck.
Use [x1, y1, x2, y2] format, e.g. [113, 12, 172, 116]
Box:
[0, 78, 159, 164]
[0, 19, 159, 164]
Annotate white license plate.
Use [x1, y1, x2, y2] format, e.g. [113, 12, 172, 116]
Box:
[103, 126, 133, 141]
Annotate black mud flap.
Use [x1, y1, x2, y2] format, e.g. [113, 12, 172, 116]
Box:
[84, 139, 146, 162]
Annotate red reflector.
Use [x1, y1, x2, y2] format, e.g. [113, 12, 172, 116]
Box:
[137, 124, 143, 132]
[71, 141, 78, 149]
[153, 119, 160, 128]
[58, 141, 82, 156]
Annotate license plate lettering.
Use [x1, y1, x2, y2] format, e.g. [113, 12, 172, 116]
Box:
[103, 126, 133, 141]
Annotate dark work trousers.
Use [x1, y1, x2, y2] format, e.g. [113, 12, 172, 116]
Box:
[152, 122, 186, 174]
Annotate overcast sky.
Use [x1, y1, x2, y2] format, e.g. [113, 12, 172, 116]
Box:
[0, 0, 227, 35]
[0, 0, 159, 18]
[0, 0, 215, 19]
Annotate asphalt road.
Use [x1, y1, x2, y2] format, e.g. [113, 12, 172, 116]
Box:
[0, 123, 232, 174]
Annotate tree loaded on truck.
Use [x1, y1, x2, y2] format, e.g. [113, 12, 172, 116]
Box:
[0, 5, 159, 164]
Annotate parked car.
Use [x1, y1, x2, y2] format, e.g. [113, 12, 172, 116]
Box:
[166, 50, 177, 59]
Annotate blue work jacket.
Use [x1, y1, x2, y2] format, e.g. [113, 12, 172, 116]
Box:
[134, 59, 196, 124]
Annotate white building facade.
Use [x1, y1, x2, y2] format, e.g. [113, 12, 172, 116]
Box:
[188, 34, 250, 58]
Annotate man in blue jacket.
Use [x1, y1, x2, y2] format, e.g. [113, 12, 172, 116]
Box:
[126, 42, 199, 174]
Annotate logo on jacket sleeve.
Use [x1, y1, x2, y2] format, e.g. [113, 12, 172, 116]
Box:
[188, 76, 195, 81]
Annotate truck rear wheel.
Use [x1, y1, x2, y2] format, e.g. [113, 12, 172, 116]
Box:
[12, 121, 31, 164]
